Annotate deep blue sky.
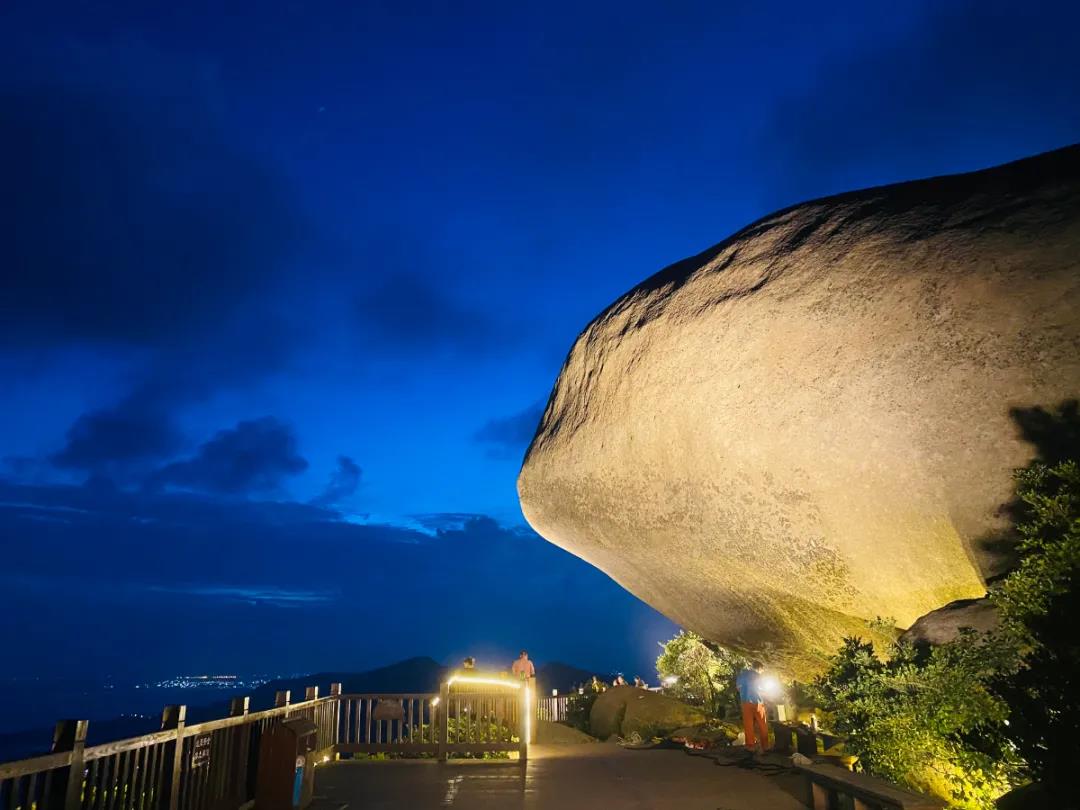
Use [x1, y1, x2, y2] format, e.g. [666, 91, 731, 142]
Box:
[2, 1, 1079, 687]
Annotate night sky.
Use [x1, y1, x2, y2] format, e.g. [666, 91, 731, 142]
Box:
[2, 1, 1079, 686]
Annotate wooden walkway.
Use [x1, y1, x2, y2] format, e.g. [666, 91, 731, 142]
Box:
[310, 743, 809, 810]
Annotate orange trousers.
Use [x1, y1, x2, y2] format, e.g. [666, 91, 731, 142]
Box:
[741, 702, 768, 750]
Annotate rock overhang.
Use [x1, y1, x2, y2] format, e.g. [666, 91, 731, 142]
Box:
[518, 144, 1080, 677]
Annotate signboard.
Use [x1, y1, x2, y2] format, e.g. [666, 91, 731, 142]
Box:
[190, 734, 212, 769]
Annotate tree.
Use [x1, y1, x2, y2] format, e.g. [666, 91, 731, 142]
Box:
[991, 460, 1080, 800]
[810, 634, 1018, 809]
[655, 630, 746, 719]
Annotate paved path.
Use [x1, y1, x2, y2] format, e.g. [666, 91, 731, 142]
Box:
[311, 743, 808, 809]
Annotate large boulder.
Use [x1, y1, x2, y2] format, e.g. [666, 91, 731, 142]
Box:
[519, 145, 1080, 676]
[589, 686, 707, 739]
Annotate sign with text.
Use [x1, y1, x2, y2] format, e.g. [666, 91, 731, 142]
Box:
[190, 734, 212, 769]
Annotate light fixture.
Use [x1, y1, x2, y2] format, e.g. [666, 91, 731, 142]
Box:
[446, 676, 522, 689]
[758, 675, 782, 699]
[524, 683, 531, 750]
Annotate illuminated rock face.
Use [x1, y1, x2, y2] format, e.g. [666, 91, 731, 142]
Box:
[518, 146, 1080, 676]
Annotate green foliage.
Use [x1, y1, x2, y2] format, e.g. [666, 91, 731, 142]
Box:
[811, 635, 1019, 808]
[445, 716, 516, 758]
[563, 689, 599, 733]
[810, 459, 1080, 808]
[655, 630, 746, 719]
[991, 460, 1080, 797]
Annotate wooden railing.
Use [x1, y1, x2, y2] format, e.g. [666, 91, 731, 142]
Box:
[0, 679, 531, 810]
[336, 694, 440, 755]
[536, 694, 572, 723]
[0, 685, 338, 810]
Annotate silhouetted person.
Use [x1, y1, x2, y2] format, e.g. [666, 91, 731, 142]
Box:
[736, 660, 769, 753]
[511, 650, 535, 680]
[612, 674, 627, 687]
[462, 656, 476, 670]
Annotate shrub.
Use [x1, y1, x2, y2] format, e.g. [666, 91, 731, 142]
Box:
[655, 630, 746, 719]
[810, 635, 1019, 808]
[810, 459, 1079, 808]
[564, 688, 599, 733]
[991, 460, 1080, 800]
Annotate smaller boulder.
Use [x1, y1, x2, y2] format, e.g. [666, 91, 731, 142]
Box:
[900, 597, 999, 648]
[589, 686, 707, 739]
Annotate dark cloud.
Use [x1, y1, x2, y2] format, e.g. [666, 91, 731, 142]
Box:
[51, 394, 181, 476]
[3, 456, 41, 478]
[473, 402, 544, 459]
[759, 0, 1080, 207]
[354, 272, 502, 353]
[0, 482, 676, 682]
[0, 51, 308, 349]
[310, 455, 362, 507]
[1, 40, 321, 479]
[410, 512, 489, 532]
[144, 584, 337, 608]
[149, 417, 308, 496]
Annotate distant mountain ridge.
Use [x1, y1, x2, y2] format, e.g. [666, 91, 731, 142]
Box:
[244, 656, 447, 710]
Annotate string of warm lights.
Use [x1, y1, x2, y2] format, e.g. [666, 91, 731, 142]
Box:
[445, 675, 523, 689]
[441, 674, 530, 753]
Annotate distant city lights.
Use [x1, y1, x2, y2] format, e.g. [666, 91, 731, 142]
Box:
[138, 674, 273, 690]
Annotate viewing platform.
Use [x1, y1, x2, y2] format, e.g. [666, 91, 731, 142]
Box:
[311, 742, 807, 810]
[0, 676, 940, 809]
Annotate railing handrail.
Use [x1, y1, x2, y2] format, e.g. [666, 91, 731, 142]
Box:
[0, 679, 533, 792]
[0, 694, 332, 775]
[0, 750, 73, 781]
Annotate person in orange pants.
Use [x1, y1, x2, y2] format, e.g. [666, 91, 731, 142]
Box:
[735, 661, 770, 752]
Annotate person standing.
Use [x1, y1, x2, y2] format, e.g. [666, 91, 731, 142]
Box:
[511, 650, 535, 680]
[736, 661, 769, 753]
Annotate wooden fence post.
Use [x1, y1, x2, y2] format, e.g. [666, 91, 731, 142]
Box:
[161, 705, 186, 810]
[329, 684, 342, 751]
[528, 677, 537, 745]
[518, 682, 529, 764]
[48, 719, 88, 810]
[228, 699, 250, 800]
[437, 681, 449, 762]
[274, 691, 290, 708]
[304, 686, 318, 702]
